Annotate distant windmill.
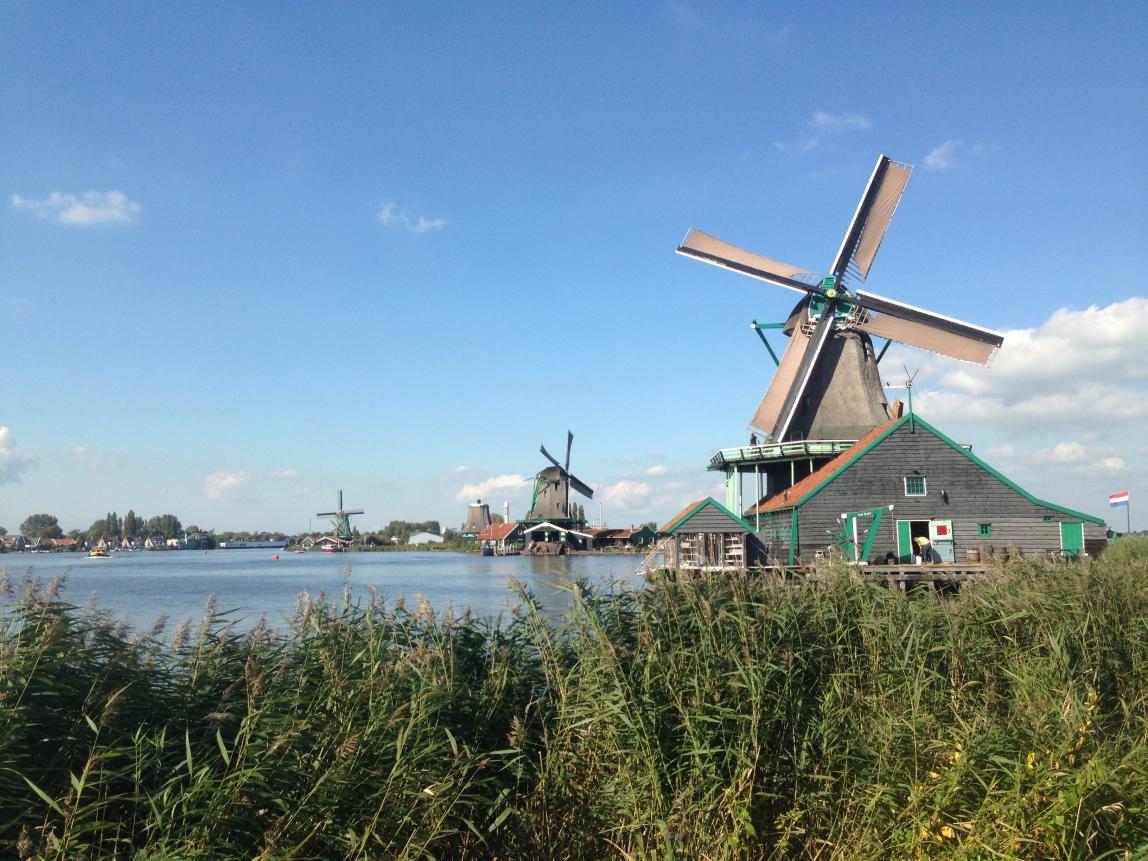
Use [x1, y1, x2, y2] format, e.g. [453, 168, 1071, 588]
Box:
[316, 491, 364, 541]
[677, 154, 1004, 443]
[526, 431, 594, 523]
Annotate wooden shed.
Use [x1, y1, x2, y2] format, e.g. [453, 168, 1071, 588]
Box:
[660, 497, 767, 572]
[746, 414, 1108, 565]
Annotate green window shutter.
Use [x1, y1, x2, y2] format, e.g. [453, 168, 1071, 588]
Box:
[1060, 522, 1084, 558]
[978, 523, 992, 537]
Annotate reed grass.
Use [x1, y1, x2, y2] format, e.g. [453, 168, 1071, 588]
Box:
[1, 540, 1146, 859]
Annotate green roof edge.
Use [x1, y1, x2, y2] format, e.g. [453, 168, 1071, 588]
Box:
[789, 414, 1106, 526]
[666, 497, 755, 535]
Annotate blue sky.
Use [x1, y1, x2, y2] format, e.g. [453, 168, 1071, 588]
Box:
[2, 2, 1146, 534]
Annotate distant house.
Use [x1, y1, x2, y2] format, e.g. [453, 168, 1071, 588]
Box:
[589, 526, 659, 549]
[408, 532, 445, 545]
[745, 414, 1108, 565]
[660, 497, 767, 572]
[48, 537, 77, 551]
[1, 535, 28, 551]
[477, 522, 525, 555]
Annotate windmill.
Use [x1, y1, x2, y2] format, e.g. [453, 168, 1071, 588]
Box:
[316, 490, 364, 541]
[677, 154, 1004, 444]
[526, 431, 594, 524]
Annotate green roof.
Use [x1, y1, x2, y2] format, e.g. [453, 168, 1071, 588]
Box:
[780, 414, 1106, 526]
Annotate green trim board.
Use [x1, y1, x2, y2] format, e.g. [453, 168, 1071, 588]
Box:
[770, 414, 1106, 526]
[663, 497, 756, 535]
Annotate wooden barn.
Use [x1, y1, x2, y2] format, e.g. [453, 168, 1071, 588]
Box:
[745, 413, 1108, 565]
[661, 497, 767, 571]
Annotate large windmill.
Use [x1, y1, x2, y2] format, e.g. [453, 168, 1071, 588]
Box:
[525, 431, 594, 525]
[316, 490, 364, 541]
[677, 154, 1003, 444]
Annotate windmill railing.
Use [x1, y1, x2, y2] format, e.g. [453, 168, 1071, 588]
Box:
[709, 439, 857, 470]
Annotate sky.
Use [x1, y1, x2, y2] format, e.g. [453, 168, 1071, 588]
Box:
[1, 2, 1146, 535]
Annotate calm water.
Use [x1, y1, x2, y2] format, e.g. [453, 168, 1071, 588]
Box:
[1, 550, 646, 631]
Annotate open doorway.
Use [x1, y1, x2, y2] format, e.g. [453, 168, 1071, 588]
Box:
[896, 519, 932, 563]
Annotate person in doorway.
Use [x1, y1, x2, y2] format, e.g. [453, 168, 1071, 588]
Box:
[914, 535, 938, 564]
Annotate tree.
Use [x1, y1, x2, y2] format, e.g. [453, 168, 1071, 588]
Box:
[123, 510, 138, 539]
[21, 514, 63, 541]
[0, 526, 7, 537]
[491, 513, 505, 525]
[88, 518, 109, 541]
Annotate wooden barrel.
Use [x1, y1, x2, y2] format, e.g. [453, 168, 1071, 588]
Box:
[965, 548, 981, 563]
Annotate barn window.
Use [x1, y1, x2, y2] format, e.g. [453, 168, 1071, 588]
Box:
[903, 476, 927, 496]
[978, 523, 992, 537]
[1042, 515, 1054, 522]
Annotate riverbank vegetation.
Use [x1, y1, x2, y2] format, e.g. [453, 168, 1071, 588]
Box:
[2, 540, 1146, 859]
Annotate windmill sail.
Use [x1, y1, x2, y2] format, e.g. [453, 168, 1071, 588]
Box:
[830, 156, 912, 284]
[772, 310, 836, 442]
[677, 228, 820, 294]
[854, 290, 1003, 364]
[750, 326, 811, 434]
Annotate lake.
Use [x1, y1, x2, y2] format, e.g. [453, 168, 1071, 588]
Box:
[0, 549, 646, 631]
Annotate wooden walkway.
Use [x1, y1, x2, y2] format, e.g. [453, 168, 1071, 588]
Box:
[802, 563, 994, 588]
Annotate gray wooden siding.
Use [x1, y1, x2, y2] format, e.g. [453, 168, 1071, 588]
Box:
[677, 506, 749, 534]
[785, 424, 1107, 562]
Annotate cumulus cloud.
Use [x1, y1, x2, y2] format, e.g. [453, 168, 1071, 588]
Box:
[600, 480, 651, 509]
[377, 201, 448, 234]
[204, 470, 252, 499]
[455, 473, 529, 502]
[11, 190, 141, 225]
[0, 427, 32, 484]
[811, 111, 872, 132]
[646, 464, 668, 476]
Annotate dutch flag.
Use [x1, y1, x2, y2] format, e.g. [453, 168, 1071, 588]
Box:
[1109, 490, 1130, 507]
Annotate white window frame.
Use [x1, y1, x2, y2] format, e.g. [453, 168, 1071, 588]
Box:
[903, 476, 927, 497]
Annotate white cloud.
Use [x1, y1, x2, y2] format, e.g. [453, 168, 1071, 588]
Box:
[455, 473, 529, 502]
[811, 111, 872, 132]
[0, 427, 32, 484]
[646, 464, 668, 476]
[924, 141, 960, 171]
[11, 190, 141, 225]
[204, 470, 252, 499]
[269, 469, 298, 479]
[377, 201, 448, 234]
[923, 140, 995, 172]
[71, 446, 104, 470]
[600, 480, 651, 509]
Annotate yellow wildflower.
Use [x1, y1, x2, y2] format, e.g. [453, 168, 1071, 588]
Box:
[940, 825, 956, 840]
[929, 771, 941, 781]
[1026, 752, 1036, 769]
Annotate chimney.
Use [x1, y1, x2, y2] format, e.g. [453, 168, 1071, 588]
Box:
[504, 500, 510, 523]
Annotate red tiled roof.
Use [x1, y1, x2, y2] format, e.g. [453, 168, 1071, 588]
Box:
[746, 420, 899, 515]
[478, 522, 520, 541]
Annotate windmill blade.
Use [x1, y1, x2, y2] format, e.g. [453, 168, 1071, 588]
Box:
[772, 310, 836, 442]
[564, 430, 573, 472]
[315, 511, 337, 516]
[830, 155, 912, 283]
[567, 473, 594, 499]
[345, 509, 365, 515]
[677, 228, 821, 295]
[540, 444, 564, 471]
[750, 325, 811, 434]
[854, 289, 1004, 364]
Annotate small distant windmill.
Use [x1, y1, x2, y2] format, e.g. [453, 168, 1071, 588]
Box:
[677, 154, 1004, 443]
[316, 491, 364, 541]
[526, 431, 594, 524]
